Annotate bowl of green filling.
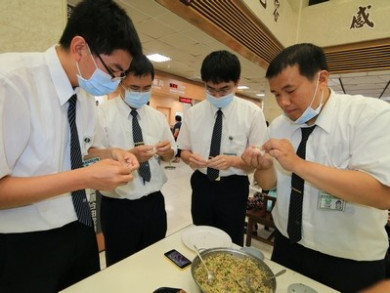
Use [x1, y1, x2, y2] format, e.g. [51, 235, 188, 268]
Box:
[191, 247, 276, 293]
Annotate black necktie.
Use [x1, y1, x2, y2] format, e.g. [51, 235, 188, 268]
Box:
[67, 94, 93, 227]
[287, 125, 316, 243]
[131, 110, 151, 183]
[207, 109, 223, 181]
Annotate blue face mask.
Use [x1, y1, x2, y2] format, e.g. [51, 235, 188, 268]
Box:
[293, 74, 323, 125]
[206, 92, 234, 108]
[124, 90, 151, 109]
[76, 51, 120, 96]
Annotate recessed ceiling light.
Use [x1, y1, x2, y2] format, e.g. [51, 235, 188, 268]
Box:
[237, 85, 249, 90]
[146, 53, 171, 63]
[256, 93, 265, 97]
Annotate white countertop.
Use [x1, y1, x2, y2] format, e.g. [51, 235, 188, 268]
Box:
[61, 225, 339, 293]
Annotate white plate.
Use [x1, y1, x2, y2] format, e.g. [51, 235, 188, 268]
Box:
[181, 225, 232, 251]
[240, 246, 265, 260]
[287, 283, 318, 293]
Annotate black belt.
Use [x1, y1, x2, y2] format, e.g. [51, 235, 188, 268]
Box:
[103, 191, 161, 202]
[195, 170, 246, 182]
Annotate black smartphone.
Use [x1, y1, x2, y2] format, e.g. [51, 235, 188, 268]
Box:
[164, 249, 192, 269]
[153, 287, 183, 293]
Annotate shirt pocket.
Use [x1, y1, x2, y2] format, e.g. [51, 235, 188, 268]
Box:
[223, 133, 247, 156]
[312, 138, 351, 170]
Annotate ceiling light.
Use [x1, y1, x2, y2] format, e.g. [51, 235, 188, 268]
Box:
[256, 93, 265, 97]
[237, 85, 249, 90]
[146, 53, 171, 63]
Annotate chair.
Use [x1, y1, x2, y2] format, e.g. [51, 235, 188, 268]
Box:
[245, 193, 277, 246]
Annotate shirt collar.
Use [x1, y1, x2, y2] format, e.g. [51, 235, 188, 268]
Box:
[114, 96, 147, 120]
[45, 45, 75, 106]
[314, 88, 335, 134]
[207, 96, 236, 117]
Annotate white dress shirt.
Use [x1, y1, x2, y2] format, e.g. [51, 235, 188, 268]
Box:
[270, 89, 390, 261]
[0, 46, 97, 232]
[94, 97, 177, 199]
[177, 97, 268, 176]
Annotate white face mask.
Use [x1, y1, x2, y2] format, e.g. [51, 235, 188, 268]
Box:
[124, 90, 151, 108]
[76, 45, 120, 96]
[293, 73, 323, 125]
[206, 92, 234, 108]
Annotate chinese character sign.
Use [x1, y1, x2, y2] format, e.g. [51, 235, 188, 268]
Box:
[258, 0, 281, 22]
[350, 5, 374, 29]
[273, 0, 280, 22]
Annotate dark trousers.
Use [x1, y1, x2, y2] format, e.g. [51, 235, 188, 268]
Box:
[191, 170, 249, 246]
[0, 221, 99, 293]
[271, 230, 387, 292]
[101, 192, 167, 266]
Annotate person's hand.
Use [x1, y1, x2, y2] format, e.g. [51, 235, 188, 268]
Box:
[111, 148, 139, 172]
[207, 154, 234, 170]
[242, 145, 273, 170]
[187, 153, 208, 169]
[155, 140, 171, 157]
[86, 159, 135, 191]
[132, 145, 156, 163]
[262, 138, 302, 172]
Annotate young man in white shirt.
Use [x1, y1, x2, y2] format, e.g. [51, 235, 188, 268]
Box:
[0, 0, 141, 291]
[177, 50, 268, 246]
[94, 55, 176, 266]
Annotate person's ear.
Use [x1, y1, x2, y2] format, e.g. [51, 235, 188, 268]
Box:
[70, 36, 87, 62]
[319, 70, 329, 85]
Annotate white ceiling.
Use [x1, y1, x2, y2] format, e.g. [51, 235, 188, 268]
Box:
[115, 0, 269, 99]
[69, 0, 390, 102]
[328, 70, 390, 101]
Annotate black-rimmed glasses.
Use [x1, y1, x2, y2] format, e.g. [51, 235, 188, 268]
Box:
[120, 84, 152, 93]
[206, 85, 233, 96]
[94, 53, 126, 81]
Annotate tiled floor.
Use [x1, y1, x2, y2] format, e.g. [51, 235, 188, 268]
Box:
[99, 160, 274, 269]
[161, 160, 193, 237]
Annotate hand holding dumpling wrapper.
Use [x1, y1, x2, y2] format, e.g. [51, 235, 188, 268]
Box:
[255, 145, 266, 156]
[147, 145, 157, 155]
[241, 145, 272, 170]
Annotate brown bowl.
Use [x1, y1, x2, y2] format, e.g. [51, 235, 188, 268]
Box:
[191, 247, 276, 293]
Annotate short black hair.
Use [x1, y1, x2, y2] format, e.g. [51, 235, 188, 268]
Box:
[266, 43, 328, 81]
[175, 115, 182, 122]
[201, 50, 241, 83]
[127, 55, 154, 80]
[59, 0, 142, 58]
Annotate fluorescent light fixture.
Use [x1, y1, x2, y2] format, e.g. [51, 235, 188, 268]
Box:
[256, 93, 265, 97]
[237, 85, 249, 90]
[146, 53, 171, 63]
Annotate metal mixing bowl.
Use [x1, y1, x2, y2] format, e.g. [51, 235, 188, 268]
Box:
[191, 247, 276, 292]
